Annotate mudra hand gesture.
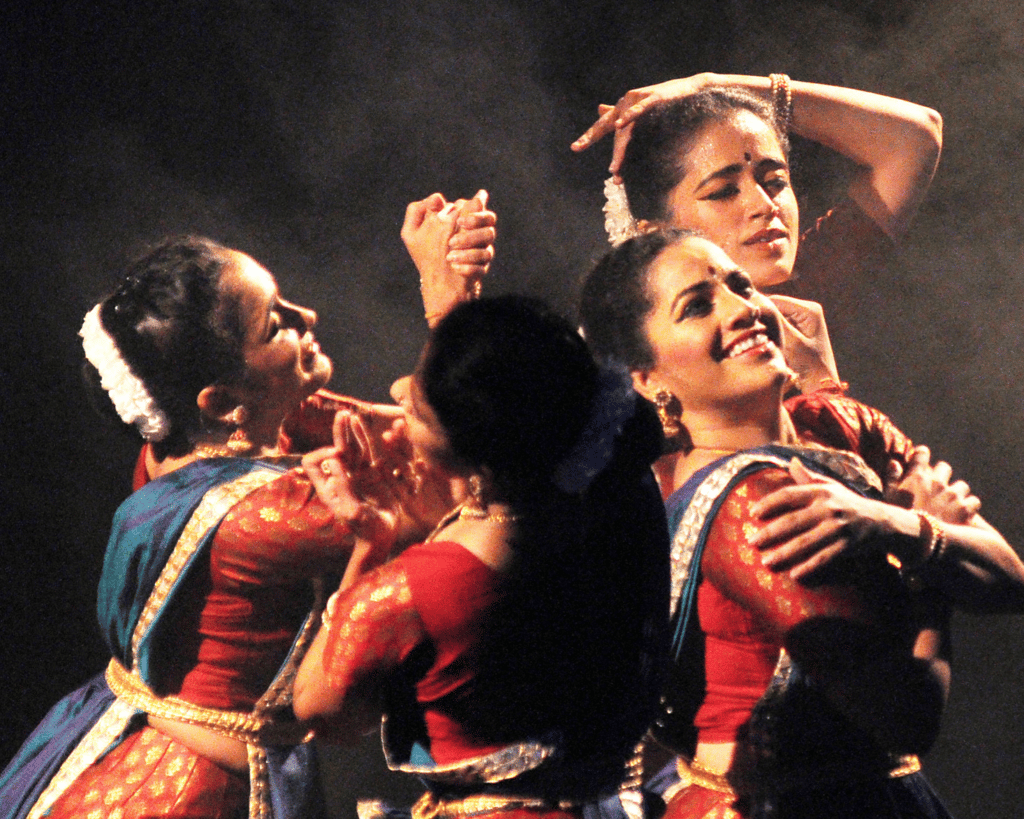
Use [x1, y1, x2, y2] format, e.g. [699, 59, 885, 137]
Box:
[571, 73, 719, 178]
[303, 410, 408, 557]
[402, 189, 496, 327]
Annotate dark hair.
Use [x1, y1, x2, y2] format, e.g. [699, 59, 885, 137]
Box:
[82, 235, 246, 458]
[621, 86, 789, 224]
[422, 296, 669, 775]
[579, 228, 700, 371]
[422, 295, 599, 502]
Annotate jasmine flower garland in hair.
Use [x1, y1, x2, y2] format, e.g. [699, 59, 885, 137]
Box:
[80, 304, 170, 441]
[603, 177, 640, 246]
[552, 361, 637, 494]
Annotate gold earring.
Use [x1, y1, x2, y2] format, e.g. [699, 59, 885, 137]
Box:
[654, 389, 682, 438]
[226, 406, 254, 454]
[461, 474, 488, 518]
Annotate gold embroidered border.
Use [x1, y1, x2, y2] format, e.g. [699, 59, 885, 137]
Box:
[410, 790, 579, 819]
[106, 658, 264, 742]
[26, 699, 137, 819]
[130, 469, 280, 661]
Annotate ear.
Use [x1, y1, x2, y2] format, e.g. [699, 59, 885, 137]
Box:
[631, 369, 662, 404]
[197, 385, 242, 427]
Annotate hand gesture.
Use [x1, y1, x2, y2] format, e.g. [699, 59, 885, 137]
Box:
[751, 458, 892, 580]
[401, 190, 496, 327]
[885, 445, 980, 525]
[571, 73, 718, 178]
[760, 294, 841, 392]
[303, 411, 407, 556]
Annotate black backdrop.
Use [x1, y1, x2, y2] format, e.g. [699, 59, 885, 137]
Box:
[3, 2, 1024, 816]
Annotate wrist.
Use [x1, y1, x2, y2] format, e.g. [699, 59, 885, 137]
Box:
[899, 510, 947, 573]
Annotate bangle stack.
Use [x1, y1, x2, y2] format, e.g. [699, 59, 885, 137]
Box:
[910, 509, 947, 570]
[769, 73, 792, 133]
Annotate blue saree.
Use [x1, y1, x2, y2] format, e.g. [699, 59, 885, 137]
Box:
[0, 457, 325, 819]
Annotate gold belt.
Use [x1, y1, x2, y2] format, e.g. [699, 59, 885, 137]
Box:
[410, 790, 580, 819]
[105, 658, 264, 744]
[675, 752, 921, 797]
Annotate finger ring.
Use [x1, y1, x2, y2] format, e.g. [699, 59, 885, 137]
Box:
[320, 461, 333, 476]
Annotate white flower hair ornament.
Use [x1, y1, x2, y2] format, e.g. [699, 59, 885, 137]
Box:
[603, 177, 641, 246]
[80, 304, 171, 441]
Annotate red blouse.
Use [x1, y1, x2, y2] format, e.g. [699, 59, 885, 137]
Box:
[320, 540, 506, 763]
[157, 468, 354, 709]
[693, 390, 913, 743]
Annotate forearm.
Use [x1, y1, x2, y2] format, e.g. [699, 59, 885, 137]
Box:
[699, 73, 941, 238]
[788, 80, 942, 238]
[910, 516, 1024, 612]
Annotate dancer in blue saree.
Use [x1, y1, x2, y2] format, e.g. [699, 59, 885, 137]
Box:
[1, 195, 496, 819]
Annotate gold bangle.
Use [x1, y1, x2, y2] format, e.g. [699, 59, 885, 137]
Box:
[769, 73, 792, 132]
[911, 510, 945, 569]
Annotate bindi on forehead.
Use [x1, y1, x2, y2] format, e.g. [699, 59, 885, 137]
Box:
[744, 152, 751, 162]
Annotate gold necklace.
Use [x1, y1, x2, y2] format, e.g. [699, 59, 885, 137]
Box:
[688, 445, 740, 456]
[194, 443, 233, 459]
[458, 505, 521, 524]
[425, 503, 521, 542]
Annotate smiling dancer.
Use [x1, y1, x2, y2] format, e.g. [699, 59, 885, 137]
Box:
[579, 229, 1024, 819]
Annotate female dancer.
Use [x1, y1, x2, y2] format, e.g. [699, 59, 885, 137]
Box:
[293, 295, 671, 819]
[572, 72, 941, 289]
[0, 194, 495, 819]
[578, 229, 1024, 818]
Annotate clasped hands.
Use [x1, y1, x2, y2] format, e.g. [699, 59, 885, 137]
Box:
[751, 447, 980, 581]
[402, 189, 497, 327]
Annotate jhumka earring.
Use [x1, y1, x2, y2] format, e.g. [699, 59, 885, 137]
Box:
[653, 390, 683, 438]
[461, 474, 488, 518]
[226, 405, 254, 454]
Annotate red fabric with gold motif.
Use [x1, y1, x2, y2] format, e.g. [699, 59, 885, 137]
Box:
[157, 467, 353, 709]
[43, 725, 247, 819]
[693, 390, 912, 744]
[320, 540, 509, 764]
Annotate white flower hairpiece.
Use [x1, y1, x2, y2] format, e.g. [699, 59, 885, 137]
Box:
[603, 177, 640, 246]
[80, 304, 170, 441]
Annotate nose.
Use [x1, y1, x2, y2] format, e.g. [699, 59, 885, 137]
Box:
[722, 288, 760, 329]
[743, 181, 778, 220]
[280, 299, 318, 332]
[390, 375, 411, 405]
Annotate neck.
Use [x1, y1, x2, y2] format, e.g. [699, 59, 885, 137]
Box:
[660, 402, 799, 496]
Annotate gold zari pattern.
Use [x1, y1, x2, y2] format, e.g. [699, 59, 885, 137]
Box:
[410, 790, 579, 819]
[27, 467, 325, 819]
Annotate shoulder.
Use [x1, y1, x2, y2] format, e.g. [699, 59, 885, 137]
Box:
[396, 540, 502, 632]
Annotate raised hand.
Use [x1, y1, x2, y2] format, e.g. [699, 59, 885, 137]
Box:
[571, 74, 717, 178]
[401, 190, 496, 328]
[761, 294, 841, 391]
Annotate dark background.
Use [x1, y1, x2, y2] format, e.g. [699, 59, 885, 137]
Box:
[3, 1, 1024, 816]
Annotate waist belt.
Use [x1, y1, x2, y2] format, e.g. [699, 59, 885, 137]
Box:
[106, 658, 266, 744]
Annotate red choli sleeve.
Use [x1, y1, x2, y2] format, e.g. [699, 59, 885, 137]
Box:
[320, 559, 426, 695]
[213, 468, 355, 586]
[786, 388, 915, 483]
[702, 469, 877, 639]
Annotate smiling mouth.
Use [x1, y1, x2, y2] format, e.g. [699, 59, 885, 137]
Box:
[725, 331, 774, 359]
